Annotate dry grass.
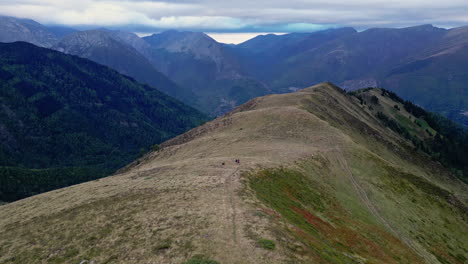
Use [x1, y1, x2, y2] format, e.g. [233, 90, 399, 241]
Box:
[0, 83, 466, 264]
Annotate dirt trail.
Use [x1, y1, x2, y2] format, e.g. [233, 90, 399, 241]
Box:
[224, 166, 240, 244]
[332, 149, 438, 264]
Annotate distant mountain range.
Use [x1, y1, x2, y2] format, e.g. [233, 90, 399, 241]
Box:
[232, 24, 468, 125]
[0, 41, 207, 202]
[53, 29, 195, 105]
[143, 30, 270, 114]
[1, 15, 466, 125]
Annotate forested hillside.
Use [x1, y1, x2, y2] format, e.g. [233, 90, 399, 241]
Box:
[0, 42, 208, 202]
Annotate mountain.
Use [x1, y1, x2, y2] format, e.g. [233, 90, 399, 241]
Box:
[0, 82, 465, 263]
[232, 25, 468, 126]
[0, 16, 58, 47]
[381, 26, 468, 125]
[1, 16, 466, 124]
[106, 30, 153, 58]
[233, 28, 357, 82]
[144, 30, 238, 75]
[144, 30, 270, 115]
[0, 42, 208, 202]
[53, 30, 195, 104]
[46, 25, 78, 38]
[246, 25, 446, 90]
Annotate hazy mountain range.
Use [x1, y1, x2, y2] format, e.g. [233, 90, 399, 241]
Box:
[233, 24, 468, 125]
[53, 29, 196, 104]
[1, 15, 466, 125]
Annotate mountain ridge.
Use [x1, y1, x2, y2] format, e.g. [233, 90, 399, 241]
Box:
[0, 82, 465, 264]
[0, 16, 467, 123]
[143, 30, 270, 115]
[0, 16, 58, 47]
[53, 29, 197, 105]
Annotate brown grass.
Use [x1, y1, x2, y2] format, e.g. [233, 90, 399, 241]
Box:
[0, 83, 466, 264]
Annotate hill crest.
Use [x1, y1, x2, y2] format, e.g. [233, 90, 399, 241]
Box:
[0, 82, 466, 264]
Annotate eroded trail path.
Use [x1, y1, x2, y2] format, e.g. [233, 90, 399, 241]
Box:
[331, 149, 438, 264]
[224, 166, 240, 244]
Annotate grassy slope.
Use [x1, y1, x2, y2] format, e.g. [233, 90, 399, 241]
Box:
[0, 83, 466, 264]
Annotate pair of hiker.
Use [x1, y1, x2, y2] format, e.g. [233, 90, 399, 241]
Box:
[221, 159, 240, 166]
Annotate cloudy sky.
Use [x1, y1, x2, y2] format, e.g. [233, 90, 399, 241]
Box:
[1, 0, 468, 43]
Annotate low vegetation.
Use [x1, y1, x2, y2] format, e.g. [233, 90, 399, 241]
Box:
[257, 239, 275, 250]
[248, 165, 423, 263]
[350, 88, 468, 182]
[183, 255, 220, 264]
[248, 153, 467, 263]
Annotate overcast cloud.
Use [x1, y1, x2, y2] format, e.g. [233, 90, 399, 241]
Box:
[1, 0, 467, 33]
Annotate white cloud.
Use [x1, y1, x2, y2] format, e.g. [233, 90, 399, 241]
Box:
[207, 32, 287, 44]
[142, 16, 248, 30]
[0, 0, 467, 31]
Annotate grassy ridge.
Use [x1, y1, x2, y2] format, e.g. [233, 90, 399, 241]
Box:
[246, 84, 467, 263]
[0, 82, 465, 263]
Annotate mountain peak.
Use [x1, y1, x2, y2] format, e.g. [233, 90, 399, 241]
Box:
[0, 16, 57, 47]
[143, 29, 230, 70]
[144, 30, 218, 54]
[404, 24, 446, 32]
[52, 29, 192, 103]
[53, 30, 121, 53]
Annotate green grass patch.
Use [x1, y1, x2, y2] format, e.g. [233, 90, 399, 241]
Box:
[395, 113, 419, 135]
[153, 239, 172, 252]
[183, 255, 220, 264]
[257, 239, 276, 250]
[48, 247, 79, 263]
[248, 167, 327, 238]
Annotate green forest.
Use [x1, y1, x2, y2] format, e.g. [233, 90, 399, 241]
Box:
[0, 42, 208, 202]
[357, 89, 468, 182]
